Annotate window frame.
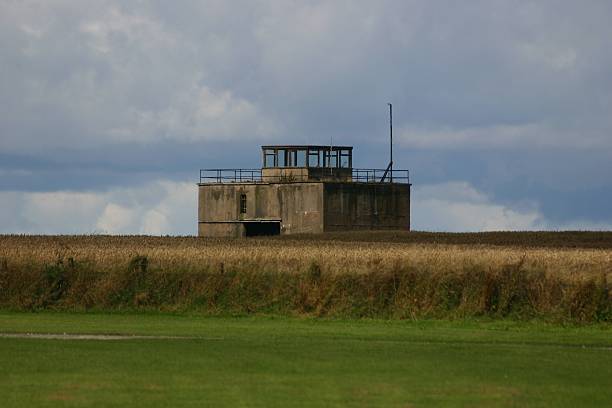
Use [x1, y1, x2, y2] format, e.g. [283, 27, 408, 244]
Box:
[240, 194, 247, 214]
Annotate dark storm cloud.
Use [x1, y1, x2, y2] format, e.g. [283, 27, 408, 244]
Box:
[1, 0, 612, 233]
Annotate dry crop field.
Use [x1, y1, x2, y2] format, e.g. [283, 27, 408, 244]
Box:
[0, 232, 610, 322]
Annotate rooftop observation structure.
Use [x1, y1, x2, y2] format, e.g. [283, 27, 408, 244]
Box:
[198, 145, 411, 237]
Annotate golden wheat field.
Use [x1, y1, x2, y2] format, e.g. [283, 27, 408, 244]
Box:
[1, 234, 612, 277]
[1, 233, 610, 322]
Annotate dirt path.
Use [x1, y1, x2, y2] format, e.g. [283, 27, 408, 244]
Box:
[0, 333, 221, 340]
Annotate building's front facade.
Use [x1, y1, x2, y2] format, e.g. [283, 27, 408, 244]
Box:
[198, 145, 410, 237]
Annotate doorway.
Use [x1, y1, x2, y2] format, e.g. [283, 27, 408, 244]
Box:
[243, 221, 281, 237]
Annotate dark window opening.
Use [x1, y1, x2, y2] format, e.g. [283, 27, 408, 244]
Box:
[278, 151, 286, 167]
[340, 149, 351, 167]
[263, 149, 276, 167]
[244, 222, 280, 237]
[324, 149, 338, 168]
[261, 146, 352, 169]
[240, 194, 247, 214]
[296, 150, 306, 166]
[308, 150, 320, 167]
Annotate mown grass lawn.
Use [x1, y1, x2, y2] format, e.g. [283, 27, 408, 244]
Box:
[1, 312, 611, 407]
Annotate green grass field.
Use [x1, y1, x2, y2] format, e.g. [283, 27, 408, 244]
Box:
[1, 312, 611, 407]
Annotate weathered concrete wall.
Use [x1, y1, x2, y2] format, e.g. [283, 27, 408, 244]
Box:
[275, 183, 324, 234]
[307, 167, 352, 182]
[198, 183, 324, 237]
[198, 181, 411, 237]
[261, 167, 351, 182]
[261, 168, 309, 182]
[323, 183, 410, 231]
[198, 222, 245, 238]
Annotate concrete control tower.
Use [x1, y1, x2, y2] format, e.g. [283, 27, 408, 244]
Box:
[198, 145, 411, 237]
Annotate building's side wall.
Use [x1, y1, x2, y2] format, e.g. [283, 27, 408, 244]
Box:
[276, 183, 324, 234]
[323, 183, 411, 231]
[199, 223, 245, 238]
[198, 183, 324, 237]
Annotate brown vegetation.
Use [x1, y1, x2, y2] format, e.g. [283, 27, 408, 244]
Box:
[0, 234, 610, 322]
[279, 230, 612, 249]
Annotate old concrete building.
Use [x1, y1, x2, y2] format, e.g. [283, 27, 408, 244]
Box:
[198, 145, 411, 237]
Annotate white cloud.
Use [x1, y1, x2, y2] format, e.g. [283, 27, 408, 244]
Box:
[107, 84, 280, 143]
[3, 0, 610, 153]
[0, 180, 196, 235]
[141, 209, 168, 235]
[412, 182, 612, 231]
[138, 180, 195, 235]
[412, 182, 545, 231]
[0, 2, 281, 152]
[79, 6, 176, 55]
[21, 191, 106, 234]
[96, 203, 138, 234]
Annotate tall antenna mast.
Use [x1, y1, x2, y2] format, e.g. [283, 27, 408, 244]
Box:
[388, 102, 393, 183]
[330, 134, 333, 168]
[379, 103, 395, 183]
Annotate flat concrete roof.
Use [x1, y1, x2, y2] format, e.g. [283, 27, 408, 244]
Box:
[261, 145, 353, 150]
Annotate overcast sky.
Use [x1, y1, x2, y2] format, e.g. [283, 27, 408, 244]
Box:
[1, 0, 611, 234]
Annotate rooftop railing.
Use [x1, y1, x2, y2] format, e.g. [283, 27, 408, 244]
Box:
[352, 168, 410, 183]
[199, 168, 410, 184]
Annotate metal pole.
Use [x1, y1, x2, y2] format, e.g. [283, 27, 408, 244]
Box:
[388, 103, 393, 183]
[330, 135, 333, 170]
